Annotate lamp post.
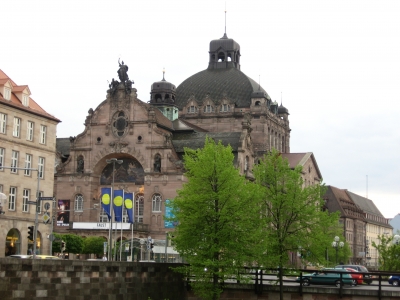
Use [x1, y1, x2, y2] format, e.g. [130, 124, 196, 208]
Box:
[106, 158, 123, 261]
[332, 236, 344, 264]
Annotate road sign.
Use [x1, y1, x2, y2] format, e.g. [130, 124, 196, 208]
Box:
[39, 197, 54, 200]
[27, 201, 37, 205]
[44, 203, 50, 210]
[48, 234, 55, 242]
[43, 212, 51, 224]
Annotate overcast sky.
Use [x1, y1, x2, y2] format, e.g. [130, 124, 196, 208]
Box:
[2, 0, 399, 218]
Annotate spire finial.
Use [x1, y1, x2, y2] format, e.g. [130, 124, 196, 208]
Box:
[162, 67, 165, 81]
[258, 75, 261, 91]
[281, 91, 282, 105]
[225, 2, 227, 36]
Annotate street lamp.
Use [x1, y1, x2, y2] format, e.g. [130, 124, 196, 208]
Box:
[106, 158, 123, 261]
[332, 236, 344, 264]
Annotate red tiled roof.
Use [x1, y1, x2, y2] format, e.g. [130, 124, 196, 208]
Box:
[0, 69, 60, 122]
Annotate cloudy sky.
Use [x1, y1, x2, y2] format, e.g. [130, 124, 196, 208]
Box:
[2, 0, 399, 218]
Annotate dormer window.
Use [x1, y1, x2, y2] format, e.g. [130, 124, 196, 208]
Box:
[204, 105, 214, 113]
[4, 87, 11, 100]
[22, 94, 29, 107]
[187, 105, 198, 113]
[220, 104, 230, 112]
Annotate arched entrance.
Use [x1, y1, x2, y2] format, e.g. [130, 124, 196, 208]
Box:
[5, 228, 21, 256]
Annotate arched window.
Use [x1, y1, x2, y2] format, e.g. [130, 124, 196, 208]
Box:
[204, 105, 214, 113]
[220, 104, 230, 112]
[187, 106, 197, 113]
[75, 194, 83, 212]
[152, 193, 162, 212]
[5, 228, 21, 256]
[135, 193, 144, 223]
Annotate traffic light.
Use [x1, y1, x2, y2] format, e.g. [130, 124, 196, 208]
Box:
[27, 226, 34, 241]
[61, 241, 66, 251]
[150, 242, 154, 250]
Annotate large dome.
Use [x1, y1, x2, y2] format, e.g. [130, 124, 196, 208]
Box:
[175, 34, 271, 110]
[176, 68, 270, 109]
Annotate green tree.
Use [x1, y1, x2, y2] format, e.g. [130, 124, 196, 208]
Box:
[82, 236, 106, 257]
[372, 234, 400, 271]
[167, 137, 260, 300]
[52, 233, 83, 254]
[252, 150, 340, 299]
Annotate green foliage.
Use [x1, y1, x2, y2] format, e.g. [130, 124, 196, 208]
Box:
[82, 236, 106, 256]
[372, 235, 400, 271]
[167, 137, 260, 300]
[252, 149, 341, 271]
[52, 233, 83, 254]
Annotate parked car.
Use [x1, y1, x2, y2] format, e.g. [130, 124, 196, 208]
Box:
[296, 269, 354, 287]
[31, 255, 61, 260]
[334, 264, 373, 284]
[8, 255, 32, 259]
[388, 274, 400, 286]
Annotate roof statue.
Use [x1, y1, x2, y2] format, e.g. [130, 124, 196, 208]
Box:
[117, 59, 129, 83]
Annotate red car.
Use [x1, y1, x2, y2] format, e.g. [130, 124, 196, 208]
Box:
[341, 268, 363, 286]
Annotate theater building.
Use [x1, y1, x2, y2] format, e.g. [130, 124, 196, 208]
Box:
[54, 33, 320, 260]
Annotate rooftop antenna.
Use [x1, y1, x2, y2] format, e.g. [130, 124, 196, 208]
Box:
[162, 67, 165, 81]
[258, 75, 261, 90]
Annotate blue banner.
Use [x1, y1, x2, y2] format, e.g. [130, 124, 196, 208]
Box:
[124, 192, 134, 224]
[164, 199, 176, 228]
[113, 190, 123, 222]
[100, 188, 111, 220]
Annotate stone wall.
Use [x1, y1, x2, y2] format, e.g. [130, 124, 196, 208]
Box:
[0, 259, 186, 300]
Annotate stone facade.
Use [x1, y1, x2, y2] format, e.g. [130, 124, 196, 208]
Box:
[0, 69, 60, 258]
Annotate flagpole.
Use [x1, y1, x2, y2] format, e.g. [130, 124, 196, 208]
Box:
[120, 190, 124, 261]
[108, 183, 113, 261]
[106, 158, 123, 261]
[130, 192, 135, 261]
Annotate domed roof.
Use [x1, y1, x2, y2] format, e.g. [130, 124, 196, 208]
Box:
[278, 103, 289, 114]
[175, 34, 271, 110]
[151, 73, 176, 91]
[176, 67, 270, 109]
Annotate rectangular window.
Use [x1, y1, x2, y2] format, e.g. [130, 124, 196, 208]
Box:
[9, 187, 16, 211]
[27, 121, 34, 141]
[38, 157, 45, 179]
[24, 154, 32, 176]
[23, 189, 30, 212]
[22, 94, 29, 106]
[40, 125, 47, 144]
[4, 87, 11, 100]
[135, 195, 144, 223]
[13, 117, 21, 137]
[11, 150, 19, 173]
[0, 113, 6, 134]
[122, 208, 128, 223]
[0, 148, 4, 171]
[99, 208, 108, 223]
